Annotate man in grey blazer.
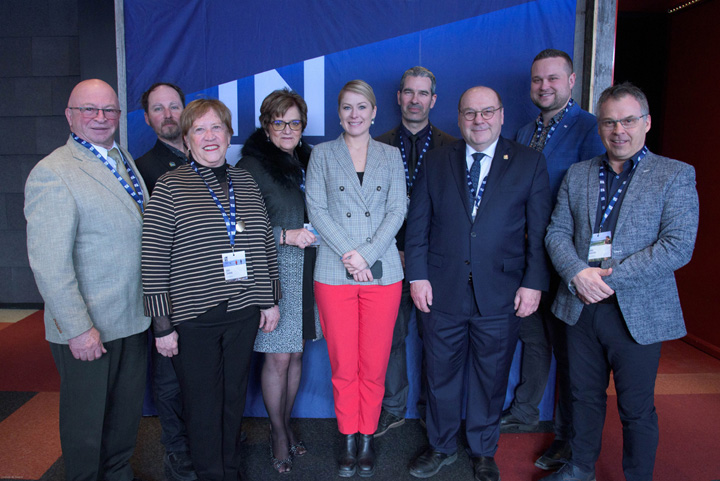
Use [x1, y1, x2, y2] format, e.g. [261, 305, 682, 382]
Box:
[374, 66, 456, 436]
[543, 83, 699, 481]
[25, 79, 149, 481]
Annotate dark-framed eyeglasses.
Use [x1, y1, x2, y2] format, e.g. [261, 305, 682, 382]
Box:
[68, 107, 122, 120]
[598, 115, 647, 130]
[270, 120, 303, 131]
[461, 107, 502, 122]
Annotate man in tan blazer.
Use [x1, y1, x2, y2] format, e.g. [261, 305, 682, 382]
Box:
[24, 79, 149, 481]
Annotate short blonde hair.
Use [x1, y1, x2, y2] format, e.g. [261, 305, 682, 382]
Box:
[338, 80, 377, 110]
[180, 98, 234, 138]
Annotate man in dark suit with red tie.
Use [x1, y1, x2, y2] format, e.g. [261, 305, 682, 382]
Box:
[405, 86, 552, 481]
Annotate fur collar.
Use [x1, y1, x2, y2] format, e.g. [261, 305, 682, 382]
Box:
[239, 129, 311, 189]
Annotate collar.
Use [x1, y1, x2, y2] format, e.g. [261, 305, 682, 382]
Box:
[600, 145, 647, 174]
[465, 138, 499, 165]
[159, 140, 188, 160]
[399, 122, 431, 140]
[535, 98, 575, 128]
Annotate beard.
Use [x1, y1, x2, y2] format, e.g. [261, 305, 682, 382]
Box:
[158, 122, 181, 142]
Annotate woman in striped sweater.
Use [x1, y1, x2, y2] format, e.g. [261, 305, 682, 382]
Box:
[142, 99, 280, 481]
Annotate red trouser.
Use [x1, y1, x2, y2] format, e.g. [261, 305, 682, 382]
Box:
[315, 281, 402, 435]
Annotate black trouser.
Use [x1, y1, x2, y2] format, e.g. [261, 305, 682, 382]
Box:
[150, 334, 190, 453]
[512, 291, 572, 439]
[51, 331, 147, 481]
[567, 300, 661, 481]
[382, 278, 427, 418]
[172, 306, 259, 481]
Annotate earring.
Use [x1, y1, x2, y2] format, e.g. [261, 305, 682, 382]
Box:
[371, 119, 375, 125]
[266, 136, 271, 142]
[298, 139, 303, 147]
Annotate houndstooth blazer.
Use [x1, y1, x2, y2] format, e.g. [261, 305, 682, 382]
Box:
[306, 134, 406, 285]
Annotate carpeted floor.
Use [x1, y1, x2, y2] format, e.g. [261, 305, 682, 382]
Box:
[1, 311, 720, 481]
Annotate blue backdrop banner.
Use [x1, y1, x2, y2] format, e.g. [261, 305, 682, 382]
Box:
[126, 0, 576, 419]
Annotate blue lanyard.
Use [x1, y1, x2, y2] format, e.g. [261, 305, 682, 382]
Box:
[399, 126, 432, 191]
[531, 98, 574, 147]
[72, 134, 144, 213]
[190, 161, 237, 248]
[598, 146, 647, 230]
[465, 164, 488, 212]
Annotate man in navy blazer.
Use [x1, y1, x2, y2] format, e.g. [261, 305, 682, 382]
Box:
[405, 86, 552, 481]
[502, 49, 605, 471]
[543, 83, 698, 481]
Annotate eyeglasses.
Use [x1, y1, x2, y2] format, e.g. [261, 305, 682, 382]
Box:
[68, 107, 122, 120]
[270, 120, 303, 131]
[598, 115, 647, 130]
[461, 107, 502, 121]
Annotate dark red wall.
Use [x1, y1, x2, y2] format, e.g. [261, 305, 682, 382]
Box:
[660, 0, 720, 357]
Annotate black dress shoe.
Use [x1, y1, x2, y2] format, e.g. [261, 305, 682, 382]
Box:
[471, 456, 500, 481]
[357, 434, 375, 477]
[374, 409, 405, 437]
[338, 433, 357, 478]
[164, 451, 197, 481]
[535, 439, 572, 471]
[408, 448, 458, 478]
[541, 463, 595, 481]
[499, 409, 539, 433]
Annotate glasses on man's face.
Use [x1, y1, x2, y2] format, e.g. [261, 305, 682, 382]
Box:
[270, 120, 303, 131]
[598, 115, 647, 131]
[461, 107, 502, 122]
[68, 107, 121, 120]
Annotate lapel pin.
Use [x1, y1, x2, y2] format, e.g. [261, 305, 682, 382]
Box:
[503, 154, 508, 160]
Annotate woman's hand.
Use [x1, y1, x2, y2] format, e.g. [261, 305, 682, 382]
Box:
[259, 305, 280, 333]
[352, 268, 374, 283]
[284, 228, 316, 249]
[342, 250, 368, 273]
[156, 331, 179, 357]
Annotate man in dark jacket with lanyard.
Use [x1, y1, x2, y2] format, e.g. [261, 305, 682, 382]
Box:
[502, 49, 605, 472]
[135, 83, 195, 481]
[374, 66, 456, 436]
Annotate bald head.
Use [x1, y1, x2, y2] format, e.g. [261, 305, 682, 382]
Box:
[65, 79, 120, 149]
[458, 86, 504, 152]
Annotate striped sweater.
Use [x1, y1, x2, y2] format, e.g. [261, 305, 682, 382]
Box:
[142, 162, 280, 325]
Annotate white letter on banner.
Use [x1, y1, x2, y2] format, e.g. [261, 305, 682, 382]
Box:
[303, 56, 325, 136]
[218, 80, 238, 135]
[253, 57, 325, 136]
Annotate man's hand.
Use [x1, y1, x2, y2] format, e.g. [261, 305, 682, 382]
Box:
[514, 287, 542, 318]
[341, 250, 369, 274]
[410, 280, 433, 313]
[572, 267, 614, 304]
[156, 331, 179, 357]
[68, 327, 106, 361]
[259, 306, 280, 333]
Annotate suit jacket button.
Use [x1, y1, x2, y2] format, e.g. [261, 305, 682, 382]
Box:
[465, 260, 470, 265]
[339, 186, 345, 191]
[470, 232, 477, 238]
[366, 237, 372, 242]
[346, 212, 351, 217]
[365, 211, 370, 217]
[376, 186, 381, 191]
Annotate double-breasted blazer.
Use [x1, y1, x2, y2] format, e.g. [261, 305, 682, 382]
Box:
[25, 135, 150, 344]
[545, 151, 699, 344]
[305, 134, 406, 286]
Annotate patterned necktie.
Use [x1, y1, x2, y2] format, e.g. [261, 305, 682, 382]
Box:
[108, 147, 135, 193]
[469, 152, 484, 208]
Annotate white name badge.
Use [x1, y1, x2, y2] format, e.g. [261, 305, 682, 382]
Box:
[222, 251, 248, 282]
[304, 223, 322, 246]
[588, 231, 612, 264]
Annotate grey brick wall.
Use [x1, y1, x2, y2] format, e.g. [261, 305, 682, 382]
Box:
[0, 0, 81, 304]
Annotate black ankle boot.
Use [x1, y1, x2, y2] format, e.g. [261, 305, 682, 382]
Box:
[338, 433, 357, 477]
[357, 434, 375, 477]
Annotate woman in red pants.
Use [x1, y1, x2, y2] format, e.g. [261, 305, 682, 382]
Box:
[305, 79, 406, 477]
